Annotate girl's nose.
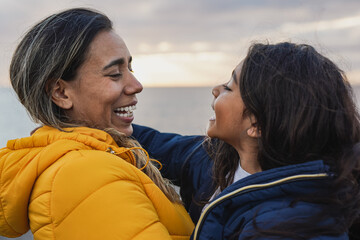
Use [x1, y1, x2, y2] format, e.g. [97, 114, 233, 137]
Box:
[212, 85, 221, 98]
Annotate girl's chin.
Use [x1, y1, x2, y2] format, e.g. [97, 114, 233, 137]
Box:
[206, 127, 216, 138]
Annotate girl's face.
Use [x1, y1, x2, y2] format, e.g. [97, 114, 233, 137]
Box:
[207, 63, 254, 148]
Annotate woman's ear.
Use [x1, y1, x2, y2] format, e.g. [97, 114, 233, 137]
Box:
[51, 79, 73, 110]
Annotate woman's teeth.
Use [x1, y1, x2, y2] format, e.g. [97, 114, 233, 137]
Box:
[114, 105, 136, 117]
[116, 112, 133, 117]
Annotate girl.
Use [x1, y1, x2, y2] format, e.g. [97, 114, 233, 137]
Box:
[133, 42, 360, 239]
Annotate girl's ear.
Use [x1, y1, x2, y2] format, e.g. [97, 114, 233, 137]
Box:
[246, 114, 261, 138]
[51, 79, 73, 110]
[247, 124, 261, 138]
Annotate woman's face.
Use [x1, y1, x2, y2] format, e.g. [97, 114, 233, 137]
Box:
[207, 63, 253, 147]
[63, 30, 143, 136]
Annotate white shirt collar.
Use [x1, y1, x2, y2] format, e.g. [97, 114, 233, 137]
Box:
[233, 161, 251, 184]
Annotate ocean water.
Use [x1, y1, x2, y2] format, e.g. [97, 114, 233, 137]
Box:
[1, 85, 360, 240]
[0, 87, 214, 147]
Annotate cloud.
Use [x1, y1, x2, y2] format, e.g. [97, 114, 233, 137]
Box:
[347, 70, 360, 84]
[278, 14, 360, 34]
[1, 0, 360, 86]
[133, 52, 236, 87]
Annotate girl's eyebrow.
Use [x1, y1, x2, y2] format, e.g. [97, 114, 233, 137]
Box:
[232, 70, 237, 82]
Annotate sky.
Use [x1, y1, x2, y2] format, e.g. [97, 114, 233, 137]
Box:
[0, 0, 359, 87]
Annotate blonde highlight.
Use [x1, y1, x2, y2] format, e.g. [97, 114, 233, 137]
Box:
[105, 128, 182, 204]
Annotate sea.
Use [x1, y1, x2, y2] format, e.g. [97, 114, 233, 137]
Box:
[1, 85, 360, 240]
[0, 87, 214, 147]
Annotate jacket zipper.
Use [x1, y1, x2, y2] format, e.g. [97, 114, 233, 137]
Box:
[193, 173, 328, 239]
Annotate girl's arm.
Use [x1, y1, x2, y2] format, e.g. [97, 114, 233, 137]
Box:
[132, 124, 214, 214]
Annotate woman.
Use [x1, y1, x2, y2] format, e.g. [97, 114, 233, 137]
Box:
[132, 42, 360, 239]
[0, 8, 194, 240]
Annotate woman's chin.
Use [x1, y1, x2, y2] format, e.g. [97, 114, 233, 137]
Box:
[111, 125, 133, 137]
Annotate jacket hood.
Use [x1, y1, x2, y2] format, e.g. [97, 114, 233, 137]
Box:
[0, 126, 136, 237]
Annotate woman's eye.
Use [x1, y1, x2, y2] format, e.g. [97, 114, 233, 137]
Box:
[107, 73, 122, 79]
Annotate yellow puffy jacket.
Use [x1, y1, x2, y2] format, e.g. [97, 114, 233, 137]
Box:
[0, 126, 194, 240]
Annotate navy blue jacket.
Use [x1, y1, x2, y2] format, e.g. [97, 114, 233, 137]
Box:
[132, 124, 348, 239]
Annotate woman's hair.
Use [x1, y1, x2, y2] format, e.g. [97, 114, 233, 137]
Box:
[207, 42, 360, 237]
[10, 8, 112, 128]
[9, 8, 181, 204]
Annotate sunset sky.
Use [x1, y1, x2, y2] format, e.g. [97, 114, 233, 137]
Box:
[0, 0, 359, 87]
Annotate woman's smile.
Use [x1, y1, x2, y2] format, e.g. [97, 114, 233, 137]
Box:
[114, 104, 137, 121]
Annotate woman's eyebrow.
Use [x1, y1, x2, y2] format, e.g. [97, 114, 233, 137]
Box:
[102, 58, 125, 71]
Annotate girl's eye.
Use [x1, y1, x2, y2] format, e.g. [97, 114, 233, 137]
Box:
[222, 84, 232, 91]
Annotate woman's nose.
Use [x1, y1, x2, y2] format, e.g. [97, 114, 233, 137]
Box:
[125, 74, 143, 95]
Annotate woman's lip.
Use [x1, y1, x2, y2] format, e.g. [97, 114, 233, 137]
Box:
[114, 112, 134, 123]
[115, 101, 137, 110]
[114, 104, 137, 112]
[209, 116, 216, 121]
[122, 116, 134, 124]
